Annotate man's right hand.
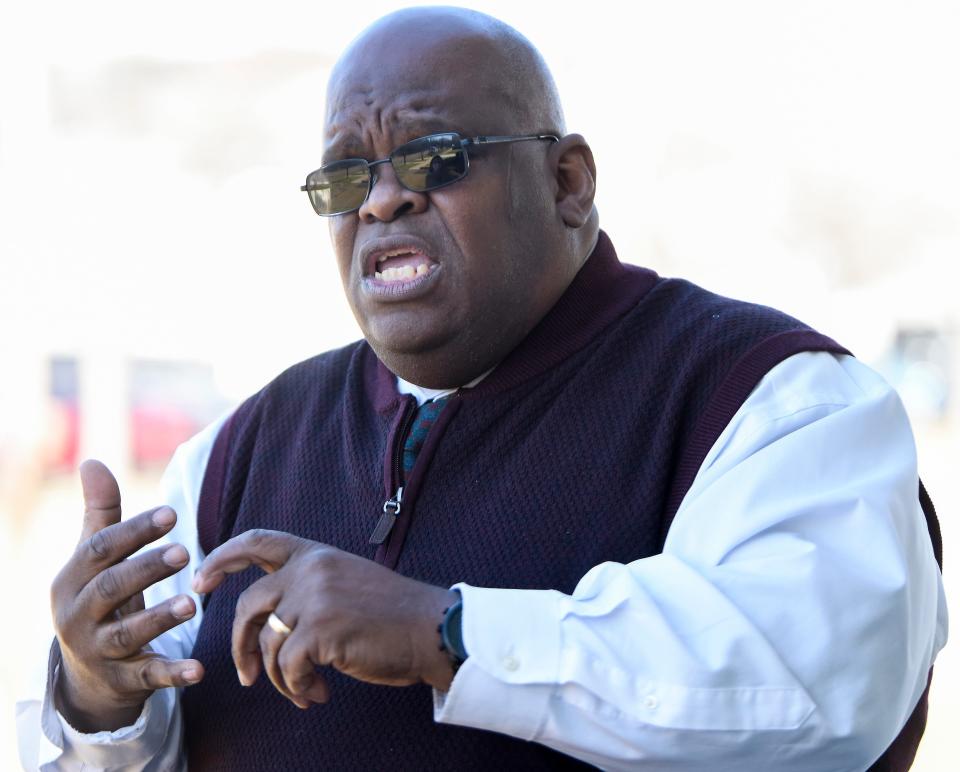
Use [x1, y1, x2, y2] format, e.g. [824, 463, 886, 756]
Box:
[50, 459, 204, 733]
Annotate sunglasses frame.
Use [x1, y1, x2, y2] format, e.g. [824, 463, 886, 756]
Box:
[301, 132, 560, 216]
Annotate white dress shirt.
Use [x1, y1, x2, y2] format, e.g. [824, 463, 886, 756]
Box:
[16, 351, 948, 771]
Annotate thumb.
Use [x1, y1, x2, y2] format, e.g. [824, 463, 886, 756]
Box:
[78, 459, 122, 543]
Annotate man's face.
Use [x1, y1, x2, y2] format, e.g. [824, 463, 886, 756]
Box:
[321, 34, 562, 387]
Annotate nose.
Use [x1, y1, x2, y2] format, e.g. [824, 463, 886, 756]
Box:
[358, 160, 429, 223]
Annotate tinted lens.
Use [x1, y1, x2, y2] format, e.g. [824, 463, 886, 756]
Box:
[391, 133, 467, 191]
[304, 159, 370, 215]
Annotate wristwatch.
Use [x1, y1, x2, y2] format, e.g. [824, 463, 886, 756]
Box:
[439, 593, 468, 673]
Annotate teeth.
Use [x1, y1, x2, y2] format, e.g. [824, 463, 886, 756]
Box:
[377, 248, 418, 264]
[376, 263, 432, 282]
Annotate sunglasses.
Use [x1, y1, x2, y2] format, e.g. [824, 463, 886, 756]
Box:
[301, 131, 559, 216]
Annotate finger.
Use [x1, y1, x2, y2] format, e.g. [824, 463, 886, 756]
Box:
[260, 604, 302, 706]
[78, 543, 191, 621]
[98, 595, 197, 659]
[67, 505, 179, 592]
[78, 459, 123, 543]
[232, 575, 286, 687]
[278, 631, 330, 707]
[193, 529, 310, 593]
[113, 653, 205, 693]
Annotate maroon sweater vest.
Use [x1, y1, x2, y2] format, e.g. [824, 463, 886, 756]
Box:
[182, 230, 940, 770]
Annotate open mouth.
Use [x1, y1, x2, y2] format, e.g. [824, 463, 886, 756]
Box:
[368, 248, 439, 283]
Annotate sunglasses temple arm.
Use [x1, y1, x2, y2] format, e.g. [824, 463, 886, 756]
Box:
[465, 134, 559, 148]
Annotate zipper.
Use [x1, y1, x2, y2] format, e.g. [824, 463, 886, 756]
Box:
[369, 486, 403, 545]
[369, 392, 464, 565]
[369, 398, 416, 545]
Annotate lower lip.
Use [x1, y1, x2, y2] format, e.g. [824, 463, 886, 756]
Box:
[361, 264, 441, 300]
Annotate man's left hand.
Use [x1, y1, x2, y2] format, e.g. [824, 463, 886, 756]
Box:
[192, 529, 458, 709]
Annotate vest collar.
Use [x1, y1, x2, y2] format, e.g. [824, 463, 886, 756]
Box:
[366, 229, 658, 411]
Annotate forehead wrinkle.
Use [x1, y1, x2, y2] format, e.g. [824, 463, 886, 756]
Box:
[324, 93, 468, 162]
[376, 88, 453, 133]
[327, 83, 439, 124]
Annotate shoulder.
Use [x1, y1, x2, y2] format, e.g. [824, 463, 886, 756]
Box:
[708, 350, 899, 465]
[231, 338, 369, 419]
[635, 276, 813, 338]
[262, 338, 368, 397]
[629, 279, 852, 522]
[751, 350, 894, 413]
[191, 339, 370, 462]
[615, 275, 847, 399]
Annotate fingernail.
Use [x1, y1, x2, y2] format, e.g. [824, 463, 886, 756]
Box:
[171, 596, 193, 619]
[163, 545, 188, 566]
[237, 669, 252, 687]
[182, 668, 200, 682]
[152, 507, 176, 527]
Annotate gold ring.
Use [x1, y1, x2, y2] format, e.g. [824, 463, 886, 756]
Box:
[267, 611, 293, 636]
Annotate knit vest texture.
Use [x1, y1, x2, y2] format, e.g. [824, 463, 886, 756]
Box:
[181, 230, 939, 770]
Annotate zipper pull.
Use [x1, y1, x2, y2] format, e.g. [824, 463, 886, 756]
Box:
[369, 486, 404, 544]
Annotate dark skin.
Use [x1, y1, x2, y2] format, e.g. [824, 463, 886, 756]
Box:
[191, 531, 459, 707]
[51, 461, 203, 732]
[324, 10, 599, 388]
[51, 7, 600, 727]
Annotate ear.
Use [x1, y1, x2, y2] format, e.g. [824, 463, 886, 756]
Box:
[549, 134, 597, 228]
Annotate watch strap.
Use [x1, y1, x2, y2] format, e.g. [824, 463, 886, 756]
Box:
[438, 592, 467, 673]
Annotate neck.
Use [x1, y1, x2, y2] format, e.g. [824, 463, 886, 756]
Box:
[366, 229, 659, 410]
[372, 327, 521, 390]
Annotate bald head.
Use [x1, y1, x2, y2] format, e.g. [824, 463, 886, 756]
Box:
[319, 5, 599, 388]
[327, 6, 565, 141]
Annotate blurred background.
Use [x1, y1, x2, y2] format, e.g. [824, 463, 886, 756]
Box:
[2, 0, 956, 767]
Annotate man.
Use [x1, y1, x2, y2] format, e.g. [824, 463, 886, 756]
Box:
[19, 6, 946, 771]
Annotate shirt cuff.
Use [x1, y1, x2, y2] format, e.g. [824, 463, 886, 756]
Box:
[43, 638, 176, 769]
[433, 583, 562, 740]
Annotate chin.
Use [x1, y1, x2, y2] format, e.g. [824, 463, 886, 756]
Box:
[365, 325, 454, 361]
[361, 305, 459, 351]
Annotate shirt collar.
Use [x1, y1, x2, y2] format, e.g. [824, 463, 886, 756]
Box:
[396, 367, 495, 406]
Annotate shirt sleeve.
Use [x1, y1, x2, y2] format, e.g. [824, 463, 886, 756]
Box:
[433, 351, 949, 771]
[15, 412, 228, 771]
